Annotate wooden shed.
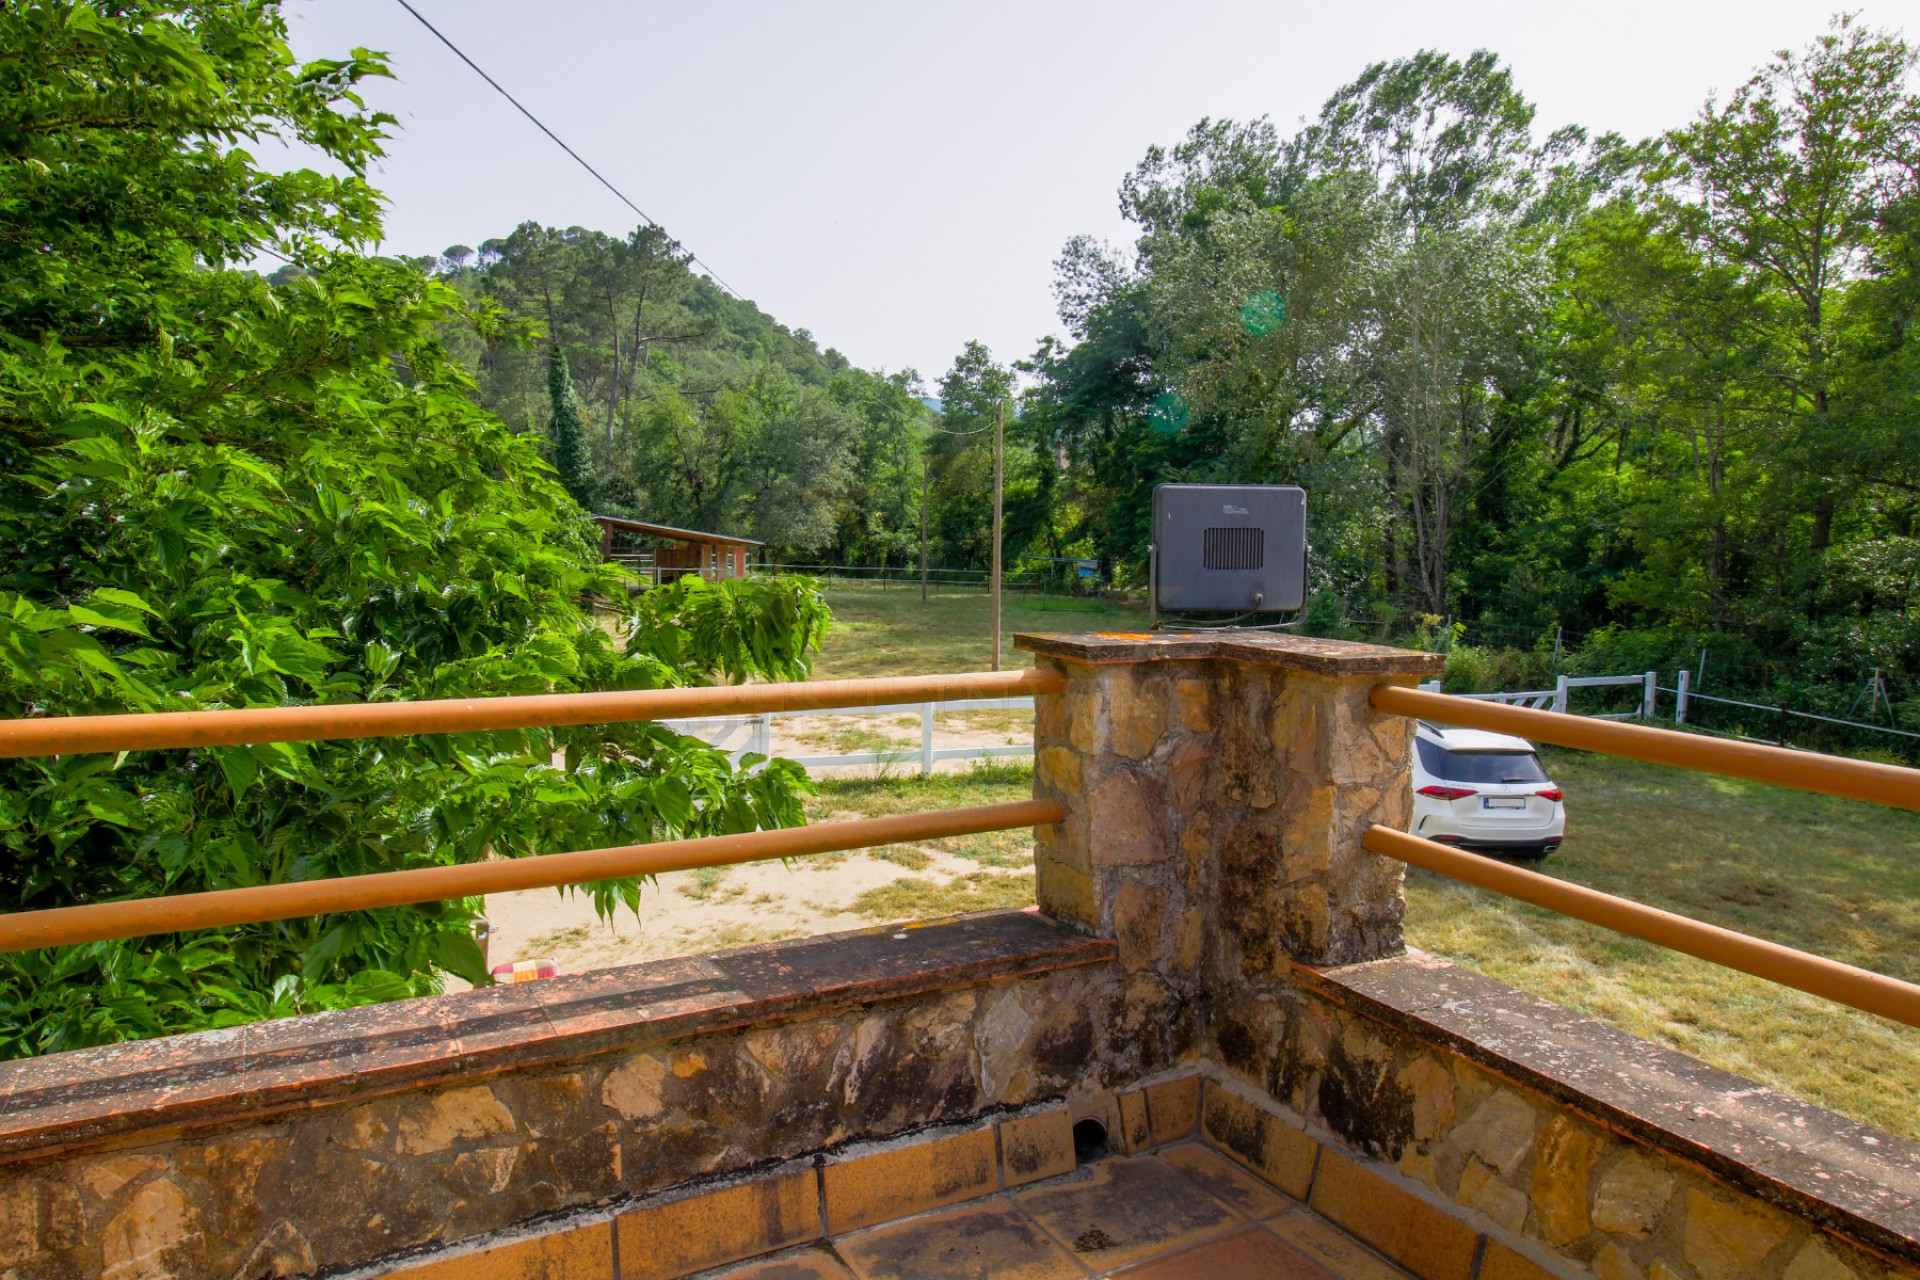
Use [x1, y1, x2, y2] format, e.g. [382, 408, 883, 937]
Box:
[592, 515, 764, 584]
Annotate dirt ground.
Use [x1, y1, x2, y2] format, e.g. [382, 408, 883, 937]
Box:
[773, 707, 1029, 775]
[479, 838, 1006, 974]
[477, 583, 1062, 978]
[478, 713, 1037, 975]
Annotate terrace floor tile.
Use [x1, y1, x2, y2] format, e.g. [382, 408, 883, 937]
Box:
[1015, 1152, 1245, 1272]
[1105, 1226, 1339, 1279]
[835, 1197, 1085, 1280]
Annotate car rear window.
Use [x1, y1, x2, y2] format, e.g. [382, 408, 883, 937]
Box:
[1417, 740, 1549, 784]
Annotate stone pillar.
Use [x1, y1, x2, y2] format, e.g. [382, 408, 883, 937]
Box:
[1021, 633, 1445, 982]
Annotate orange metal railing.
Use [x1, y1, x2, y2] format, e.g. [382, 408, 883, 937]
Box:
[1368, 683, 1920, 1029]
[1363, 825, 1920, 1029]
[0, 669, 1064, 758]
[1371, 684, 1920, 810]
[0, 670, 1067, 953]
[0, 801, 1062, 955]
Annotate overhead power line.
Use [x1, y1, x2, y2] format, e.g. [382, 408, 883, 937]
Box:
[389, 0, 742, 299]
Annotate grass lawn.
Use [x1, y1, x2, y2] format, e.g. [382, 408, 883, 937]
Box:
[796, 583, 1920, 1140]
[805, 581, 1133, 678]
[1408, 746, 1919, 1141]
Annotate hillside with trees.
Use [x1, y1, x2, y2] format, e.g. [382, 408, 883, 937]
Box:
[394, 224, 936, 566]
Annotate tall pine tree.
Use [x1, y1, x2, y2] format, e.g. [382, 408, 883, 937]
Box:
[547, 345, 594, 507]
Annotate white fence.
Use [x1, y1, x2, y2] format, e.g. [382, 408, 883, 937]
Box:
[1417, 672, 1659, 720]
[661, 697, 1035, 774]
[1416, 668, 1920, 750]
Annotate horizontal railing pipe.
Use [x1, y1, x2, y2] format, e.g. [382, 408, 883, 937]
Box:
[0, 669, 1065, 760]
[1372, 684, 1920, 811]
[1365, 825, 1920, 1029]
[0, 800, 1065, 954]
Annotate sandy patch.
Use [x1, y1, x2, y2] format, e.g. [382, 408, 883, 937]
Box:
[477, 839, 1025, 976]
[465, 710, 1040, 981]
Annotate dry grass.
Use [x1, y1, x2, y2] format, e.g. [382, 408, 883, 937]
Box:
[850, 870, 1036, 920]
[1407, 746, 1920, 1139]
[872, 844, 933, 870]
[930, 829, 1034, 868]
[677, 865, 739, 901]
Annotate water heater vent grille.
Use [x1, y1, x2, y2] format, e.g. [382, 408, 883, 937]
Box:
[1202, 526, 1264, 571]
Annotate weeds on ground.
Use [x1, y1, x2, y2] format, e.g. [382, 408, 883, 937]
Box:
[872, 845, 933, 870]
[851, 871, 1036, 920]
[677, 866, 734, 901]
[805, 583, 1131, 679]
[807, 761, 1034, 822]
[933, 829, 1033, 868]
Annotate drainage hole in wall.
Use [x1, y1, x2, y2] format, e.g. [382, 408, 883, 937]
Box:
[1072, 1118, 1109, 1164]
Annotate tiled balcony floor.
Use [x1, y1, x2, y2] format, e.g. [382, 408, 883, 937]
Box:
[691, 1143, 1413, 1280]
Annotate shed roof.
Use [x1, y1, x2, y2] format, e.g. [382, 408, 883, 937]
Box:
[591, 515, 765, 547]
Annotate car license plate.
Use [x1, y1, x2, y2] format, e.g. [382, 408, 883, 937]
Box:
[1482, 796, 1527, 810]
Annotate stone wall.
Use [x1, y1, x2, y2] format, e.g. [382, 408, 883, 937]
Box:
[1022, 631, 1919, 1280]
[0, 913, 1118, 1280]
[1022, 632, 1441, 1110]
[1203, 954, 1920, 1280]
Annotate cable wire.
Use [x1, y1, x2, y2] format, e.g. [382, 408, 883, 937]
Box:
[389, 0, 742, 299]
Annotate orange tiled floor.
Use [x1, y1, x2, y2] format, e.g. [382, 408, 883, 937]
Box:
[688, 1143, 1414, 1280]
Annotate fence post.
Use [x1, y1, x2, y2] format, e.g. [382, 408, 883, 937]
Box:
[1676, 668, 1690, 725]
[1554, 673, 1570, 715]
[920, 703, 935, 777]
[754, 713, 771, 761]
[1643, 671, 1657, 721]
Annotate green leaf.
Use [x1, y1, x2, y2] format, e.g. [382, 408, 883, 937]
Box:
[429, 927, 490, 986]
[89, 588, 161, 618]
[68, 602, 151, 638]
[210, 747, 257, 803]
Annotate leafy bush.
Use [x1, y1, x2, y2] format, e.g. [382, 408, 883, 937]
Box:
[0, 1, 829, 1058]
[1442, 645, 1558, 695]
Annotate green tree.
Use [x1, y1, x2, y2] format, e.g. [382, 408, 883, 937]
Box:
[1658, 15, 1920, 568]
[0, 0, 829, 1057]
[548, 344, 595, 506]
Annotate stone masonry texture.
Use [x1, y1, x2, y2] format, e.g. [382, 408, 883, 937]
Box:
[0, 914, 1117, 1280]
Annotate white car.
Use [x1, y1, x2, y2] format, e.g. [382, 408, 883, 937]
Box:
[1412, 722, 1565, 860]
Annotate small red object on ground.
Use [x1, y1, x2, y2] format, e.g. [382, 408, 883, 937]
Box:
[491, 957, 559, 983]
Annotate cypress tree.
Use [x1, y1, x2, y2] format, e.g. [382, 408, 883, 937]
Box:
[547, 345, 594, 507]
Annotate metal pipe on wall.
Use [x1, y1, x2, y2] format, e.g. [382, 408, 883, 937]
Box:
[0, 669, 1067, 759]
[0, 800, 1067, 954]
[1364, 824, 1920, 1029]
[1372, 684, 1920, 811]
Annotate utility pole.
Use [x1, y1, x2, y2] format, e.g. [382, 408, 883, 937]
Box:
[919, 455, 930, 605]
[991, 400, 1005, 671]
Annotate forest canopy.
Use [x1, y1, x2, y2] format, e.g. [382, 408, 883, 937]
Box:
[1008, 17, 1920, 718]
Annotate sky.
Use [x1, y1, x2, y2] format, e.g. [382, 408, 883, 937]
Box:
[283, 0, 1919, 385]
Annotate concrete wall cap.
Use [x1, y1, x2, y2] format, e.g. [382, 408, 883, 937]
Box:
[1014, 631, 1447, 677]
